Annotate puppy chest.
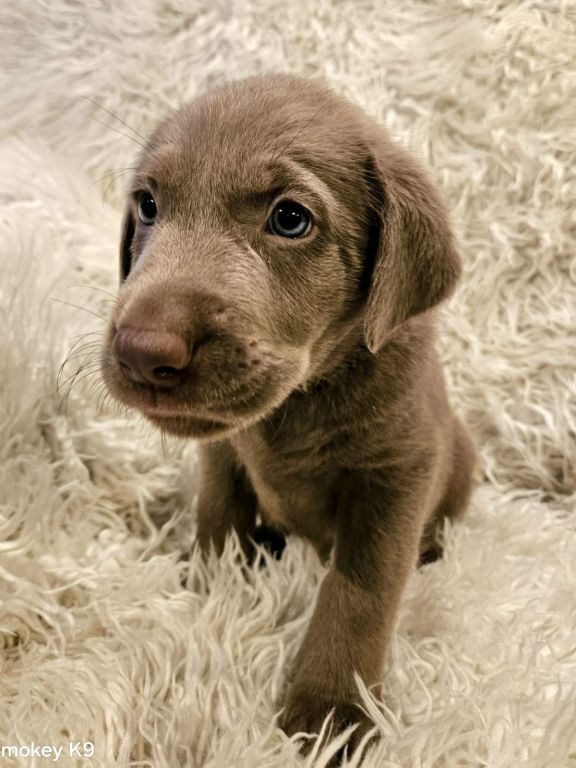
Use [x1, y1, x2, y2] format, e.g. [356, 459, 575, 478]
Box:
[231, 432, 336, 532]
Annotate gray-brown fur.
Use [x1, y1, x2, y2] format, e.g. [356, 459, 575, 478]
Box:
[101, 73, 477, 749]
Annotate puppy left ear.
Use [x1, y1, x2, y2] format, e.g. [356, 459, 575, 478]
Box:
[362, 138, 462, 353]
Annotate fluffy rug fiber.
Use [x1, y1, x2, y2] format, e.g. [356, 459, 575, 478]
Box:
[1, 1, 575, 766]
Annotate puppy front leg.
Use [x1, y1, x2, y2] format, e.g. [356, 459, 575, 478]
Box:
[280, 468, 427, 745]
[195, 440, 257, 557]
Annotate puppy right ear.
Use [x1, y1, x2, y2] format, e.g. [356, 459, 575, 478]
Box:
[361, 139, 461, 353]
[119, 207, 135, 282]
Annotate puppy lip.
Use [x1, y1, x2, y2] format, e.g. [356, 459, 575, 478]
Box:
[140, 405, 226, 424]
[102, 350, 304, 424]
[144, 411, 232, 437]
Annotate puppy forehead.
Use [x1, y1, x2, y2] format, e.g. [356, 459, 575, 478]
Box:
[136, 142, 282, 195]
[138, 80, 365, 196]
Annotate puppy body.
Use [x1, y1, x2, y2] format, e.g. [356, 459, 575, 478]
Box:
[102, 74, 476, 739]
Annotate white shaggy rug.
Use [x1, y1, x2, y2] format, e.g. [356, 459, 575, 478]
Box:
[1, 1, 575, 766]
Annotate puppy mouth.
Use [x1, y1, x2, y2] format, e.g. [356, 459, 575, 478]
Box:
[102, 362, 291, 438]
[100, 337, 311, 438]
[123, 387, 261, 425]
[136, 389, 282, 439]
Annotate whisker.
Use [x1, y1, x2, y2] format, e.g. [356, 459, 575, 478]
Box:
[54, 352, 100, 395]
[59, 340, 94, 373]
[91, 116, 147, 150]
[83, 97, 149, 144]
[58, 362, 102, 401]
[57, 359, 102, 414]
[58, 336, 103, 374]
[66, 330, 102, 342]
[94, 167, 135, 181]
[91, 168, 130, 185]
[57, 343, 101, 392]
[56, 381, 75, 417]
[98, 388, 116, 416]
[61, 374, 100, 414]
[89, 167, 136, 192]
[62, 283, 117, 300]
[85, 100, 165, 166]
[104, 392, 117, 416]
[90, 382, 113, 418]
[86, 377, 108, 406]
[57, 334, 103, 373]
[88, 380, 108, 414]
[108, 397, 128, 420]
[102, 174, 129, 198]
[62, 343, 103, 366]
[83, 377, 105, 409]
[59, 349, 100, 383]
[50, 297, 107, 322]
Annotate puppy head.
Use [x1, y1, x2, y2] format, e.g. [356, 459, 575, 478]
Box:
[101, 74, 460, 440]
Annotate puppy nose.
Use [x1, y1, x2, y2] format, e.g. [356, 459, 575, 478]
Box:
[112, 328, 191, 389]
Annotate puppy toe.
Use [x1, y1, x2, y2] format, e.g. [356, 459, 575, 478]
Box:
[280, 690, 376, 762]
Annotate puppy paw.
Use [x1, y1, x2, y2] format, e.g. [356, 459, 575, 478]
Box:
[280, 689, 375, 760]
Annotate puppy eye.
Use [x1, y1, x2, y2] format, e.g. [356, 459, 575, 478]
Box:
[268, 201, 311, 238]
[138, 192, 157, 225]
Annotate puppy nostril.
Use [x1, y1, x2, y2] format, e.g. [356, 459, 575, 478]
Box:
[149, 364, 185, 390]
[153, 366, 179, 379]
